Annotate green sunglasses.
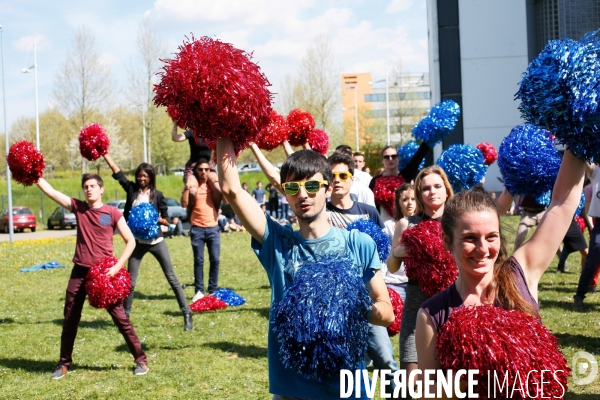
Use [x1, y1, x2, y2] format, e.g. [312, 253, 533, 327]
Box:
[282, 180, 329, 195]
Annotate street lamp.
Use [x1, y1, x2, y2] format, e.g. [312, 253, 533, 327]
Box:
[0, 24, 14, 242]
[21, 39, 39, 151]
[131, 103, 148, 163]
[369, 60, 391, 146]
[344, 85, 360, 152]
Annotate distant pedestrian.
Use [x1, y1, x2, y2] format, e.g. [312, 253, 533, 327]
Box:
[252, 181, 265, 205]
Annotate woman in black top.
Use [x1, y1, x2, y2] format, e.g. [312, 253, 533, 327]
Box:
[102, 153, 193, 331]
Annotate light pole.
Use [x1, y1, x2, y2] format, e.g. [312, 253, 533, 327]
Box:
[344, 85, 360, 152]
[369, 73, 391, 145]
[0, 25, 14, 242]
[21, 39, 39, 150]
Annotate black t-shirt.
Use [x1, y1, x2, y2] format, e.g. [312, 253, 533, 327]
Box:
[268, 187, 279, 201]
[184, 130, 212, 162]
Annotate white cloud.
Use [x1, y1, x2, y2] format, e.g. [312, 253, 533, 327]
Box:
[385, 0, 415, 13]
[13, 34, 49, 52]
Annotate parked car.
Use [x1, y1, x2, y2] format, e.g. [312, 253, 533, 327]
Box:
[0, 206, 36, 233]
[106, 200, 126, 214]
[165, 198, 187, 221]
[47, 207, 77, 230]
[238, 163, 261, 173]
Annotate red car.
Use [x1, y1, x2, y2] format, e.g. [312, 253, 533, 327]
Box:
[0, 206, 37, 233]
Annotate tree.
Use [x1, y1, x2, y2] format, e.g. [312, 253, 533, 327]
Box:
[277, 35, 342, 146]
[126, 17, 168, 165]
[53, 25, 113, 173]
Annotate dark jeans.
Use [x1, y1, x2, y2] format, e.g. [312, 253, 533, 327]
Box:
[124, 240, 191, 315]
[190, 225, 221, 295]
[280, 203, 290, 220]
[268, 199, 279, 218]
[576, 220, 600, 298]
[60, 265, 147, 368]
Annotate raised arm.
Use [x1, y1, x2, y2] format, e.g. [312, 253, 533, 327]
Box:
[206, 171, 223, 207]
[515, 149, 585, 289]
[171, 121, 187, 142]
[283, 140, 294, 158]
[102, 153, 121, 175]
[217, 137, 266, 243]
[249, 142, 283, 194]
[495, 188, 514, 216]
[107, 216, 137, 276]
[366, 270, 394, 326]
[36, 178, 72, 211]
[386, 218, 409, 273]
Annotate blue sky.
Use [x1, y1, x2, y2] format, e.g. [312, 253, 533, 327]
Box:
[0, 0, 428, 132]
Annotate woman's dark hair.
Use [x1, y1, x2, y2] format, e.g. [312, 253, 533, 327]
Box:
[394, 183, 414, 221]
[441, 186, 539, 318]
[135, 163, 157, 202]
[280, 149, 332, 185]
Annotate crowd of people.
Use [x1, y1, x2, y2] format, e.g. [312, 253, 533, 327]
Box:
[34, 120, 596, 400]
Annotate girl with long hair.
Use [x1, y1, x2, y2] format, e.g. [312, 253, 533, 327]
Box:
[103, 153, 193, 331]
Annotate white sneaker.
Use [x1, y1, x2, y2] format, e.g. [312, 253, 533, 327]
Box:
[192, 291, 205, 303]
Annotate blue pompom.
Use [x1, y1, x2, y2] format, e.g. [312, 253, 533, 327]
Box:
[497, 124, 561, 197]
[272, 256, 371, 379]
[213, 288, 246, 306]
[397, 141, 425, 172]
[575, 191, 585, 217]
[516, 33, 600, 162]
[534, 190, 552, 207]
[412, 100, 460, 146]
[127, 203, 159, 240]
[346, 218, 390, 262]
[436, 144, 487, 193]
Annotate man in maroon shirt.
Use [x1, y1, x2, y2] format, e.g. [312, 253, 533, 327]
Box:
[36, 174, 148, 379]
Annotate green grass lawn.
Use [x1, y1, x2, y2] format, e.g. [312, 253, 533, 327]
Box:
[0, 216, 599, 399]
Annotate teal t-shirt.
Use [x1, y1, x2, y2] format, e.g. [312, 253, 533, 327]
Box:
[251, 217, 381, 399]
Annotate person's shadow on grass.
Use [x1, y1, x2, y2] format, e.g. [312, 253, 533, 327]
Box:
[202, 341, 267, 358]
[0, 358, 111, 373]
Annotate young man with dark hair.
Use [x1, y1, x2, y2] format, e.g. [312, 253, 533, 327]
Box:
[327, 151, 398, 396]
[36, 174, 148, 379]
[182, 158, 222, 303]
[326, 151, 382, 228]
[216, 137, 393, 399]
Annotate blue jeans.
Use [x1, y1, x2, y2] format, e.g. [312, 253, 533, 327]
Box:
[280, 203, 290, 220]
[190, 225, 221, 295]
[366, 324, 399, 395]
[576, 220, 600, 299]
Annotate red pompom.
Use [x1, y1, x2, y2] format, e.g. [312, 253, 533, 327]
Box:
[167, 105, 186, 129]
[308, 129, 329, 155]
[386, 287, 404, 337]
[255, 111, 289, 151]
[154, 36, 272, 155]
[437, 305, 569, 399]
[372, 176, 405, 216]
[190, 295, 228, 312]
[286, 109, 314, 147]
[575, 215, 586, 232]
[79, 123, 110, 161]
[401, 219, 458, 297]
[85, 256, 131, 309]
[476, 142, 498, 166]
[7, 140, 45, 186]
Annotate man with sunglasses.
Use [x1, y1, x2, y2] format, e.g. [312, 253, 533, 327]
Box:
[335, 145, 375, 207]
[369, 144, 430, 222]
[326, 151, 383, 229]
[216, 137, 393, 400]
[326, 151, 398, 397]
[182, 158, 222, 303]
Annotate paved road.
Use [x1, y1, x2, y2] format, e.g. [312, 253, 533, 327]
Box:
[0, 228, 77, 242]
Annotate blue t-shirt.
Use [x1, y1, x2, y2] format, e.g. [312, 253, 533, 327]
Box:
[326, 201, 384, 229]
[251, 217, 381, 399]
[252, 188, 266, 204]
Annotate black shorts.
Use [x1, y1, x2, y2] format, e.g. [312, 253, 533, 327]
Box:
[563, 218, 588, 252]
